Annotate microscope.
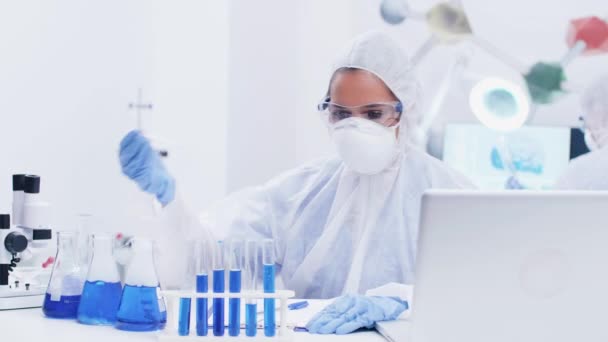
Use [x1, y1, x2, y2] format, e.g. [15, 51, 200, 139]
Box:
[0, 174, 54, 310]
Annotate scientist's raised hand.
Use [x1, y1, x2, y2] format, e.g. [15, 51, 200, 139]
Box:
[306, 294, 408, 335]
[119, 130, 175, 206]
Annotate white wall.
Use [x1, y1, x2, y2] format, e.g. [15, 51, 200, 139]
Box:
[0, 1, 229, 233]
[227, 0, 356, 192]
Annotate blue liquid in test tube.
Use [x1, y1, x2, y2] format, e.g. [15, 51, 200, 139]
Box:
[213, 241, 225, 336]
[229, 269, 242, 336]
[213, 269, 225, 336]
[178, 298, 191, 336]
[196, 274, 208, 336]
[246, 303, 257, 337]
[228, 240, 244, 337]
[263, 239, 276, 337]
[245, 240, 258, 337]
[195, 240, 211, 336]
[178, 240, 201, 336]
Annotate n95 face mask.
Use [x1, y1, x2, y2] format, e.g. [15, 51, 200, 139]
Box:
[330, 117, 400, 175]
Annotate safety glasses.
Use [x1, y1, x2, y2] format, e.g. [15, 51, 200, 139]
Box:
[317, 97, 403, 127]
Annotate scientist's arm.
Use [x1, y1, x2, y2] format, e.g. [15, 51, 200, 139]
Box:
[119, 129, 275, 241]
[119, 130, 217, 288]
[119, 130, 278, 286]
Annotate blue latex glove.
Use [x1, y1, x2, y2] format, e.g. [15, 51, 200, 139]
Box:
[119, 130, 175, 206]
[306, 294, 408, 335]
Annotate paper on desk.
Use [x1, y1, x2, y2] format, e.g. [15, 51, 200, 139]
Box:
[276, 299, 334, 328]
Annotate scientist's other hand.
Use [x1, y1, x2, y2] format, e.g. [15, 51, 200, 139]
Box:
[306, 294, 408, 335]
[119, 130, 175, 206]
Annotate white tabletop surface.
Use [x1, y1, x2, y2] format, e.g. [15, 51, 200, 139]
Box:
[0, 304, 386, 342]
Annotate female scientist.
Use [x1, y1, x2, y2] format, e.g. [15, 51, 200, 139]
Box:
[119, 31, 472, 334]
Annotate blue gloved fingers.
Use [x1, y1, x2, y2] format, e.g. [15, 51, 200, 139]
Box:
[335, 320, 368, 335]
[119, 131, 154, 176]
[307, 295, 355, 330]
[118, 130, 175, 205]
[124, 138, 154, 169]
[156, 176, 176, 206]
[306, 314, 336, 334]
[322, 300, 375, 335]
[342, 299, 369, 320]
[307, 309, 327, 326]
[316, 317, 349, 334]
[370, 297, 408, 320]
[119, 130, 142, 152]
[306, 295, 364, 334]
[119, 131, 146, 162]
[331, 295, 357, 314]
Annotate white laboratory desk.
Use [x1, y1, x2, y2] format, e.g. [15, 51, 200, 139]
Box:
[0, 306, 386, 342]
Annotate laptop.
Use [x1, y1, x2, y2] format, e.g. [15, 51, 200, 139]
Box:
[381, 190, 608, 342]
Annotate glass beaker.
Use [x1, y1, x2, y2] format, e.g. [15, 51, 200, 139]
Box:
[115, 238, 167, 331]
[42, 231, 84, 319]
[77, 234, 123, 325]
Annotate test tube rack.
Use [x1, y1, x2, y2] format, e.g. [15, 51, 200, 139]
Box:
[159, 289, 295, 342]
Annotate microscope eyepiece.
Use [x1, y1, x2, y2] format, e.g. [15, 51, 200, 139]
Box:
[24, 175, 41, 194]
[12, 175, 25, 191]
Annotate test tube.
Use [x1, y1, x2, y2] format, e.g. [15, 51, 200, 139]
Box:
[244, 240, 258, 337]
[178, 241, 198, 336]
[263, 239, 276, 337]
[228, 240, 244, 336]
[212, 241, 225, 336]
[196, 240, 209, 336]
[178, 296, 192, 336]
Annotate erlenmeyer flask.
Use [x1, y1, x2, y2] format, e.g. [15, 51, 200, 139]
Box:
[77, 234, 123, 325]
[115, 238, 167, 331]
[43, 231, 84, 319]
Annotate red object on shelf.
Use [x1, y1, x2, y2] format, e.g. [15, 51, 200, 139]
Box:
[566, 16, 608, 54]
[42, 256, 55, 268]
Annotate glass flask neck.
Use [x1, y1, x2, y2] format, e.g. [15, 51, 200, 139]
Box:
[124, 238, 159, 287]
[56, 231, 79, 266]
[86, 234, 120, 282]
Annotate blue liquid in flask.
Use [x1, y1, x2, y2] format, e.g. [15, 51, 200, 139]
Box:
[212, 269, 225, 336]
[229, 269, 241, 336]
[115, 285, 167, 331]
[246, 303, 257, 337]
[43, 293, 81, 319]
[263, 264, 276, 337]
[196, 274, 209, 336]
[77, 280, 122, 325]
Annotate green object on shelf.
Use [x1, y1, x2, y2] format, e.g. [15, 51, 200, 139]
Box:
[524, 62, 566, 105]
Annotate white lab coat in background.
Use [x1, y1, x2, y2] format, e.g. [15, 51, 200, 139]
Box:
[554, 148, 608, 190]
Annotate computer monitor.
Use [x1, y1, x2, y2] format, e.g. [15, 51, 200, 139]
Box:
[442, 123, 586, 190]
